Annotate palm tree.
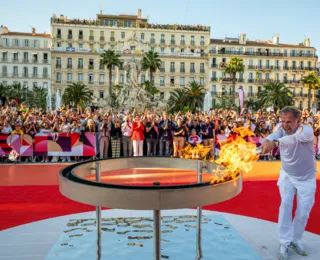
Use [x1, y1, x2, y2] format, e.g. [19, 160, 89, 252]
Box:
[62, 83, 93, 106]
[184, 81, 206, 111]
[224, 57, 245, 102]
[167, 88, 187, 113]
[144, 80, 160, 101]
[99, 50, 121, 98]
[301, 71, 320, 111]
[6, 82, 31, 104]
[32, 86, 47, 109]
[258, 82, 294, 110]
[245, 98, 261, 110]
[141, 51, 161, 83]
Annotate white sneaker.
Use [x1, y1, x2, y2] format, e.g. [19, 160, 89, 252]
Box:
[67, 158, 71, 162]
[45, 159, 49, 163]
[290, 241, 308, 256]
[41, 160, 44, 163]
[61, 159, 66, 162]
[278, 245, 289, 260]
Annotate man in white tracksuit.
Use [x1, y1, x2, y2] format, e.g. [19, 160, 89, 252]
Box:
[261, 106, 316, 260]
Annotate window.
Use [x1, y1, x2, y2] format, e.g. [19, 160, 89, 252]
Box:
[266, 60, 270, 68]
[23, 52, 28, 60]
[160, 92, 164, 99]
[13, 66, 18, 75]
[56, 72, 61, 81]
[2, 66, 7, 73]
[14, 39, 19, 47]
[190, 77, 194, 82]
[23, 82, 28, 87]
[141, 33, 145, 40]
[89, 44, 94, 50]
[56, 57, 61, 65]
[120, 74, 124, 83]
[171, 48, 174, 53]
[161, 34, 165, 41]
[190, 63, 195, 72]
[99, 91, 104, 99]
[249, 86, 253, 94]
[112, 75, 115, 83]
[151, 33, 155, 40]
[180, 77, 185, 86]
[43, 67, 48, 75]
[23, 67, 27, 74]
[200, 36, 205, 43]
[191, 35, 195, 43]
[151, 47, 155, 52]
[90, 30, 94, 36]
[79, 44, 83, 48]
[200, 63, 205, 72]
[180, 62, 185, 72]
[13, 53, 18, 61]
[181, 35, 185, 42]
[249, 73, 253, 80]
[78, 58, 83, 66]
[171, 35, 174, 41]
[33, 67, 38, 75]
[43, 53, 48, 60]
[181, 49, 184, 53]
[4, 38, 9, 46]
[57, 42, 61, 47]
[33, 40, 38, 48]
[266, 73, 270, 79]
[67, 73, 72, 82]
[78, 73, 83, 82]
[160, 76, 165, 85]
[24, 40, 29, 47]
[170, 77, 175, 85]
[200, 77, 204, 85]
[121, 32, 125, 39]
[33, 82, 38, 88]
[160, 48, 164, 53]
[141, 75, 145, 83]
[130, 46, 136, 51]
[170, 62, 175, 72]
[89, 74, 94, 83]
[89, 59, 94, 69]
[99, 74, 104, 83]
[67, 58, 72, 65]
[68, 43, 72, 48]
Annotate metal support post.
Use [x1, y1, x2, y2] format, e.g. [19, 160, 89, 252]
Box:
[95, 162, 101, 260]
[153, 209, 161, 260]
[196, 160, 203, 260]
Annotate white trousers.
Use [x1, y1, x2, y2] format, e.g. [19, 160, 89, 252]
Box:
[133, 139, 144, 156]
[278, 169, 316, 247]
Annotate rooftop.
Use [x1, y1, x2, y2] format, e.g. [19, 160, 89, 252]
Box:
[0, 26, 51, 38]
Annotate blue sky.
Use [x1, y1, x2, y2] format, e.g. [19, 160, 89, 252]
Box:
[1, 0, 319, 57]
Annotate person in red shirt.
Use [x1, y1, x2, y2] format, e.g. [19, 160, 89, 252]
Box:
[131, 115, 145, 156]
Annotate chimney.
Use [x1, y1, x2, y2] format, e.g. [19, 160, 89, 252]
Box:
[304, 38, 310, 47]
[32, 27, 36, 36]
[137, 9, 142, 18]
[273, 34, 279, 45]
[100, 9, 103, 15]
[239, 33, 246, 44]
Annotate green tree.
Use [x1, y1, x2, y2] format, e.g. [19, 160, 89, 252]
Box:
[184, 81, 206, 112]
[32, 86, 48, 109]
[5, 82, 31, 104]
[245, 97, 261, 110]
[141, 51, 161, 83]
[258, 82, 294, 110]
[62, 83, 93, 106]
[224, 57, 245, 102]
[99, 50, 121, 98]
[144, 80, 160, 101]
[301, 71, 320, 111]
[167, 88, 187, 113]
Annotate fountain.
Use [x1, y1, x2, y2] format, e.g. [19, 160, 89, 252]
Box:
[46, 84, 52, 111]
[59, 157, 242, 260]
[55, 89, 61, 110]
[203, 90, 212, 111]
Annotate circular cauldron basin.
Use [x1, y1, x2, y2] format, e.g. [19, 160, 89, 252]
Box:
[59, 157, 242, 210]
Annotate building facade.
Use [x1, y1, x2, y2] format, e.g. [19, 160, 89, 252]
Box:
[50, 9, 210, 104]
[208, 34, 318, 109]
[0, 26, 52, 92]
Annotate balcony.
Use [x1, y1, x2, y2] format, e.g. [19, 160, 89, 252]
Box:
[180, 68, 185, 73]
[32, 74, 38, 78]
[160, 39, 165, 44]
[170, 68, 175, 73]
[78, 64, 83, 69]
[56, 64, 61, 68]
[78, 35, 83, 40]
[170, 40, 175, 44]
[190, 68, 195, 73]
[200, 69, 205, 74]
[43, 59, 48, 64]
[110, 37, 115, 42]
[99, 82, 104, 85]
[88, 81, 94, 84]
[284, 80, 301, 84]
[211, 77, 218, 82]
[13, 58, 19, 62]
[22, 73, 29, 78]
[1, 72, 8, 77]
[1, 57, 8, 62]
[248, 79, 255, 83]
[56, 80, 61, 83]
[200, 41, 205, 46]
[67, 64, 73, 69]
[180, 40, 186, 45]
[88, 65, 94, 70]
[283, 66, 290, 70]
[159, 68, 165, 72]
[150, 39, 156, 43]
[67, 80, 72, 83]
[56, 34, 61, 39]
[43, 74, 49, 78]
[190, 40, 195, 45]
[274, 66, 281, 70]
[247, 93, 255, 97]
[12, 73, 18, 78]
[89, 36, 94, 41]
[238, 78, 245, 82]
[100, 36, 105, 41]
[99, 65, 104, 70]
[32, 59, 38, 63]
[211, 64, 218, 68]
[68, 34, 73, 40]
[211, 91, 217, 96]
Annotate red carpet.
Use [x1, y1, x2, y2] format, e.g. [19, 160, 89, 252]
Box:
[1, 181, 319, 235]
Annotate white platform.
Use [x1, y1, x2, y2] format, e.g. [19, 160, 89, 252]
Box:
[0, 209, 319, 260]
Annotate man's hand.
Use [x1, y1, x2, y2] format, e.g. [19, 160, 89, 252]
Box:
[261, 140, 276, 154]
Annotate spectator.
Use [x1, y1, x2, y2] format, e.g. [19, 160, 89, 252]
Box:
[132, 115, 145, 156]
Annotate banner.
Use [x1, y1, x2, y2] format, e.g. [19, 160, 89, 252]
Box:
[0, 133, 96, 157]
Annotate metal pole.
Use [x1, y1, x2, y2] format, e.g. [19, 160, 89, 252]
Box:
[153, 209, 161, 260]
[196, 160, 203, 260]
[95, 162, 101, 260]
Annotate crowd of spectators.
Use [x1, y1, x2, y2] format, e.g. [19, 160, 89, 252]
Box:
[1, 99, 319, 163]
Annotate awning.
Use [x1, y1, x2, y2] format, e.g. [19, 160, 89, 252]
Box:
[12, 51, 18, 53]
[32, 53, 38, 55]
[0, 51, 7, 53]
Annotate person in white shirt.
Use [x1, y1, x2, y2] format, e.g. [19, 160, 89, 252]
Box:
[121, 115, 133, 157]
[261, 106, 316, 260]
[1, 120, 12, 134]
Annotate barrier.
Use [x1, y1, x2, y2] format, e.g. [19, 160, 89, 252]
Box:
[0, 133, 96, 157]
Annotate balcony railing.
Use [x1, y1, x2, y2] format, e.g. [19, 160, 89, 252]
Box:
[99, 82, 104, 85]
[150, 39, 156, 43]
[32, 59, 38, 63]
[110, 37, 115, 42]
[56, 34, 61, 39]
[43, 74, 49, 78]
[211, 64, 218, 68]
[78, 35, 83, 40]
[247, 93, 255, 97]
[78, 64, 83, 69]
[170, 68, 175, 72]
[200, 41, 205, 46]
[160, 68, 165, 72]
[180, 68, 185, 73]
[32, 74, 38, 78]
[1, 72, 8, 77]
[160, 39, 165, 44]
[180, 40, 185, 45]
[88, 65, 94, 70]
[22, 73, 28, 78]
[100, 36, 105, 41]
[211, 77, 218, 82]
[43, 59, 48, 64]
[56, 64, 61, 68]
[1, 57, 8, 62]
[89, 36, 94, 40]
[190, 68, 195, 73]
[170, 40, 175, 44]
[23, 58, 28, 63]
[68, 34, 73, 39]
[190, 40, 195, 45]
[67, 64, 73, 69]
[88, 81, 94, 84]
[283, 80, 302, 84]
[200, 69, 205, 73]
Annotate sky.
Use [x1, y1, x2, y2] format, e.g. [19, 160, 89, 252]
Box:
[0, 0, 319, 58]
